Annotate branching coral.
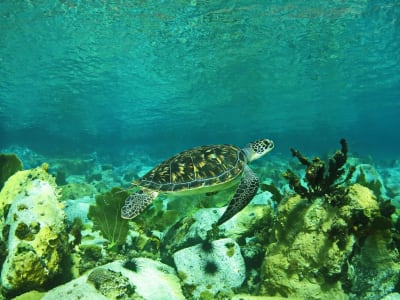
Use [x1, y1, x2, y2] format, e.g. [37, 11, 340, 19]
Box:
[283, 139, 355, 200]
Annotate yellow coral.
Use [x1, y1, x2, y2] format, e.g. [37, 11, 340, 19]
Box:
[0, 165, 56, 220]
[347, 184, 379, 218]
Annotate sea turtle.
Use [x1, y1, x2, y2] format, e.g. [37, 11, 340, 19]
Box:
[121, 139, 274, 225]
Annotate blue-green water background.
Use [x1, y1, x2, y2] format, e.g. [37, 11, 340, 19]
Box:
[1, 0, 399, 161]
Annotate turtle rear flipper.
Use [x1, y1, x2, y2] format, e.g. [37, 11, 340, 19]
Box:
[216, 166, 259, 225]
[121, 190, 158, 219]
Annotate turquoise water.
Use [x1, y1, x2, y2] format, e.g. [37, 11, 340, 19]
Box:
[0, 1, 399, 159]
[1, 1, 400, 299]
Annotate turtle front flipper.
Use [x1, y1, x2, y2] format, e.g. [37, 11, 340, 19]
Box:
[216, 166, 259, 225]
[121, 190, 158, 219]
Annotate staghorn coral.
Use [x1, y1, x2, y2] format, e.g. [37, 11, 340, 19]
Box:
[283, 138, 355, 201]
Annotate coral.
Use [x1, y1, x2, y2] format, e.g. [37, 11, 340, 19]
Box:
[87, 268, 135, 299]
[0, 164, 56, 220]
[88, 188, 130, 250]
[283, 139, 355, 200]
[0, 168, 67, 295]
[0, 153, 23, 190]
[259, 184, 400, 299]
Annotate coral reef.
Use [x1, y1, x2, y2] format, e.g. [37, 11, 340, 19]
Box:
[0, 147, 397, 299]
[88, 188, 130, 250]
[0, 153, 23, 190]
[283, 139, 355, 200]
[260, 184, 400, 299]
[0, 165, 67, 295]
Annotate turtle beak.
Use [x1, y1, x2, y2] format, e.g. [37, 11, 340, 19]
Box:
[265, 139, 274, 152]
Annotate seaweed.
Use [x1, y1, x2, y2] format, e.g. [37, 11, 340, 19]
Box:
[0, 153, 23, 190]
[88, 188, 130, 250]
[283, 139, 355, 200]
[260, 182, 283, 203]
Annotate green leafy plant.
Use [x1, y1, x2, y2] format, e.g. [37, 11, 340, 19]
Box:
[88, 188, 130, 250]
[0, 153, 23, 190]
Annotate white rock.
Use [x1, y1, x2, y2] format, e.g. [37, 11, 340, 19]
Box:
[43, 259, 185, 300]
[173, 238, 246, 298]
[1, 179, 66, 292]
[42, 275, 108, 300]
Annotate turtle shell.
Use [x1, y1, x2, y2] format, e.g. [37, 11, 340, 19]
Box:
[137, 144, 246, 192]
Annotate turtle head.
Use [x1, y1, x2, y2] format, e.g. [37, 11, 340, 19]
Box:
[243, 139, 274, 162]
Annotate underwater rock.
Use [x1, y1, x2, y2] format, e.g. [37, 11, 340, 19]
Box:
[348, 231, 400, 299]
[12, 290, 45, 300]
[231, 295, 289, 300]
[64, 196, 94, 224]
[0, 166, 67, 294]
[260, 195, 352, 299]
[60, 182, 97, 200]
[219, 204, 273, 240]
[352, 163, 387, 197]
[260, 183, 399, 299]
[162, 203, 271, 258]
[43, 259, 185, 300]
[382, 293, 400, 300]
[0, 146, 43, 170]
[0, 164, 55, 219]
[50, 157, 97, 176]
[161, 207, 222, 256]
[173, 238, 245, 299]
[42, 274, 108, 300]
[345, 183, 379, 219]
[380, 165, 400, 207]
